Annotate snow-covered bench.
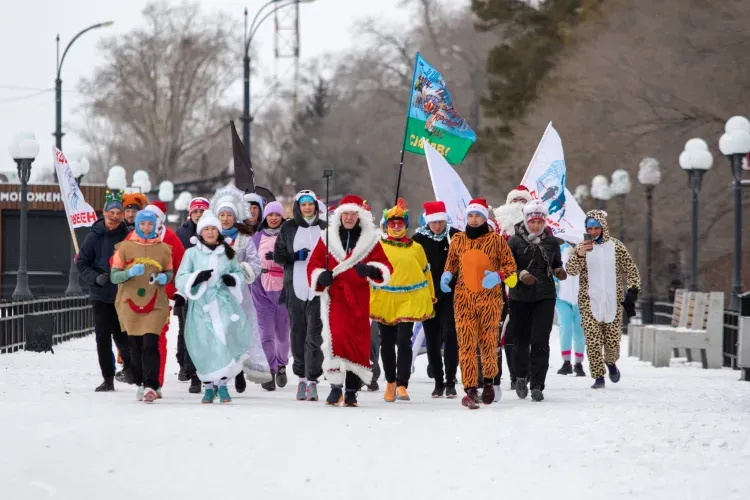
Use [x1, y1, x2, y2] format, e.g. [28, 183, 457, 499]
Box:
[648, 292, 724, 369]
[629, 289, 687, 360]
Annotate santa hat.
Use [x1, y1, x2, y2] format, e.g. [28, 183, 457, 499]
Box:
[145, 201, 167, 224]
[422, 201, 447, 223]
[188, 197, 209, 215]
[523, 200, 548, 223]
[466, 198, 489, 220]
[506, 185, 532, 205]
[335, 194, 371, 215]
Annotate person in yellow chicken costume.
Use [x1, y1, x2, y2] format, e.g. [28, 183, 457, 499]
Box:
[441, 198, 518, 410]
[370, 198, 435, 403]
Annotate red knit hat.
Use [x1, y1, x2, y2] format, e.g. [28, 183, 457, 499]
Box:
[506, 184, 532, 205]
[188, 197, 209, 215]
[465, 198, 489, 219]
[422, 201, 447, 223]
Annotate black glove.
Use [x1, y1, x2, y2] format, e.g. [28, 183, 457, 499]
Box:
[95, 274, 109, 286]
[293, 248, 310, 261]
[221, 274, 236, 287]
[173, 293, 186, 309]
[622, 288, 638, 318]
[264, 251, 274, 261]
[193, 269, 213, 285]
[354, 263, 381, 279]
[317, 270, 333, 287]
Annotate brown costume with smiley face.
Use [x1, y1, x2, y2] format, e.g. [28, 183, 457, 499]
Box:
[113, 240, 173, 336]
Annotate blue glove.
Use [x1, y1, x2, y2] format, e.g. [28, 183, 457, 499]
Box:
[128, 264, 145, 277]
[482, 270, 502, 289]
[440, 272, 453, 293]
[155, 273, 168, 285]
[294, 249, 310, 262]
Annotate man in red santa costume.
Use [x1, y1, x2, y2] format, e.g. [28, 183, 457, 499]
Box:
[307, 194, 392, 407]
[143, 200, 186, 393]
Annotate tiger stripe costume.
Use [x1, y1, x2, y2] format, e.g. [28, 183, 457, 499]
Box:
[444, 230, 517, 390]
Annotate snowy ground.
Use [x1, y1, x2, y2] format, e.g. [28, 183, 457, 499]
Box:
[1, 318, 750, 500]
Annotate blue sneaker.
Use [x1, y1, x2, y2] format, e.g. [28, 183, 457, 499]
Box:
[296, 382, 306, 401]
[607, 363, 621, 383]
[591, 377, 605, 389]
[218, 385, 232, 403]
[202, 387, 215, 404]
[305, 382, 319, 401]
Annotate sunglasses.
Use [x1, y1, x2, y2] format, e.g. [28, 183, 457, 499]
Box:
[387, 220, 405, 228]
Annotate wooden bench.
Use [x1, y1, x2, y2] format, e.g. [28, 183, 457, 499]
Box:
[629, 289, 687, 360]
[649, 292, 724, 369]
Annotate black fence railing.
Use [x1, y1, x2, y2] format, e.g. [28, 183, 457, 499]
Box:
[653, 300, 674, 325]
[0, 295, 93, 354]
[723, 310, 740, 369]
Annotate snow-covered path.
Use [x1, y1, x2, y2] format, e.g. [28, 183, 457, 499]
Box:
[1, 319, 749, 500]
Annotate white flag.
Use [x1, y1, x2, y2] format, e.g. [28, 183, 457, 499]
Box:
[424, 140, 473, 230]
[520, 123, 586, 243]
[53, 147, 98, 229]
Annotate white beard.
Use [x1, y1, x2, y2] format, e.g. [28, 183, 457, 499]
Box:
[493, 203, 525, 236]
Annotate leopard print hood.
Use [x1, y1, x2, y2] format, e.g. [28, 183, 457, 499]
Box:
[585, 210, 610, 243]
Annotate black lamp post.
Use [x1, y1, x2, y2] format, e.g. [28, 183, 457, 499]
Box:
[9, 134, 40, 301]
[638, 157, 661, 324]
[242, 0, 316, 159]
[679, 138, 713, 292]
[718, 117, 750, 311]
[55, 21, 113, 151]
[64, 159, 90, 296]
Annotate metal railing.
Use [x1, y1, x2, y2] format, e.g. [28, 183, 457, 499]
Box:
[723, 309, 739, 369]
[653, 300, 675, 325]
[0, 295, 93, 354]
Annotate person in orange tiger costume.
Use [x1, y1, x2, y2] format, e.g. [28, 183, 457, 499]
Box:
[440, 198, 518, 410]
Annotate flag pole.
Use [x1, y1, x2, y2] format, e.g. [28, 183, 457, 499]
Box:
[323, 169, 333, 271]
[394, 53, 421, 205]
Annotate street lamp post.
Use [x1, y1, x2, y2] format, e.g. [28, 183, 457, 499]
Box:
[591, 174, 611, 210]
[718, 116, 750, 310]
[55, 22, 114, 151]
[573, 184, 589, 209]
[638, 157, 661, 324]
[64, 157, 90, 295]
[174, 191, 192, 222]
[679, 138, 713, 292]
[242, 0, 315, 159]
[9, 133, 40, 301]
[610, 169, 631, 243]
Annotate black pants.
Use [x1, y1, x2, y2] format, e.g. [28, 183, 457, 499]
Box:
[175, 304, 195, 376]
[287, 295, 324, 381]
[369, 321, 381, 384]
[129, 333, 161, 390]
[422, 295, 458, 385]
[511, 299, 556, 391]
[378, 322, 413, 388]
[345, 371, 360, 391]
[92, 300, 130, 379]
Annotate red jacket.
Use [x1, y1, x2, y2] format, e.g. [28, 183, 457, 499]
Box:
[112, 227, 185, 299]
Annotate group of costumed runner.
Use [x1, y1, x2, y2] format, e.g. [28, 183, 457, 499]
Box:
[78, 179, 640, 409]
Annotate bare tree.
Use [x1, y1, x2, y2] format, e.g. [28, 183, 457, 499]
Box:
[78, 1, 240, 183]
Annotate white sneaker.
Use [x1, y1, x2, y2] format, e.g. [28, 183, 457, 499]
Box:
[143, 388, 158, 403]
[493, 385, 502, 402]
[136, 385, 145, 401]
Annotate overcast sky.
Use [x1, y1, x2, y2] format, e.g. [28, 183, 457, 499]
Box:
[0, 0, 410, 179]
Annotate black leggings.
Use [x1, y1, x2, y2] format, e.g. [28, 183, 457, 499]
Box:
[129, 334, 161, 390]
[378, 322, 413, 388]
[92, 301, 130, 379]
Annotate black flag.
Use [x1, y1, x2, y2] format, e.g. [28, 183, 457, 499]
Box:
[230, 120, 255, 193]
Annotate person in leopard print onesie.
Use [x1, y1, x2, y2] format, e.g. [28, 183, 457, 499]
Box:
[565, 210, 640, 389]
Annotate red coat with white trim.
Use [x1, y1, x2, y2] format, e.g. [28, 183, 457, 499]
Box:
[306, 216, 392, 386]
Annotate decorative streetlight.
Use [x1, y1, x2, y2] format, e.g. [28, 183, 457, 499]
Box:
[174, 191, 192, 221]
[8, 132, 40, 301]
[106, 166, 127, 193]
[718, 116, 750, 310]
[242, 0, 316, 158]
[591, 174, 611, 210]
[55, 22, 114, 151]
[64, 156, 91, 295]
[573, 184, 589, 206]
[679, 138, 713, 292]
[610, 169, 631, 242]
[131, 169, 151, 194]
[638, 157, 661, 324]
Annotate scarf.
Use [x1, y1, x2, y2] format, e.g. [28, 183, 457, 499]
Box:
[465, 223, 489, 240]
[221, 226, 239, 240]
[414, 225, 449, 242]
[263, 226, 281, 236]
[303, 215, 317, 226]
[516, 223, 553, 278]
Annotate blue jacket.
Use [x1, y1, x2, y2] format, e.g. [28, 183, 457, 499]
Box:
[176, 218, 197, 250]
[76, 218, 130, 303]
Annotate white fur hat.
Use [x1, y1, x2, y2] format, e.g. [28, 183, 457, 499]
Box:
[196, 210, 221, 235]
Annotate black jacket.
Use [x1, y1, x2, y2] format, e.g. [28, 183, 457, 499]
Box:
[507, 223, 562, 303]
[412, 227, 460, 302]
[273, 200, 327, 304]
[176, 219, 197, 250]
[76, 218, 130, 303]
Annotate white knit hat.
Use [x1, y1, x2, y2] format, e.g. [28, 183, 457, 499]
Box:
[196, 210, 221, 235]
